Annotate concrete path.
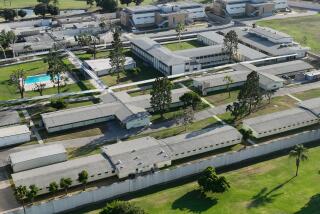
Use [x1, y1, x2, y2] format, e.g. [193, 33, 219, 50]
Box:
[21, 109, 43, 144]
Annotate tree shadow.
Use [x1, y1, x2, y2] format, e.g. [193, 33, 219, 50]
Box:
[295, 194, 320, 214]
[172, 189, 218, 213]
[248, 176, 295, 208]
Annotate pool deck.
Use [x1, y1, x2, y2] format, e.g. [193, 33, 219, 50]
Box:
[24, 72, 76, 91]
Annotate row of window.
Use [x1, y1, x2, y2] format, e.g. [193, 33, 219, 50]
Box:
[173, 139, 241, 157]
[257, 120, 318, 135]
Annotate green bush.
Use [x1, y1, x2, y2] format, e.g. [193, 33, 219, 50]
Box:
[50, 98, 67, 109]
[100, 200, 146, 214]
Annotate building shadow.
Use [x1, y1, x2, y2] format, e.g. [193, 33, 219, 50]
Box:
[248, 176, 295, 208]
[171, 189, 218, 213]
[295, 194, 320, 214]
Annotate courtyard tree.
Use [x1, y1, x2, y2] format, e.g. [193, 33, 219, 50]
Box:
[150, 77, 173, 118]
[223, 30, 238, 61]
[95, 0, 118, 12]
[175, 22, 185, 45]
[10, 69, 26, 99]
[18, 9, 27, 19]
[133, 0, 143, 5]
[100, 200, 147, 214]
[3, 9, 17, 21]
[49, 182, 59, 197]
[237, 71, 262, 114]
[223, 75, 234, 98]
[239, 128, 252, 143]
[226, 101, 247, 121]
[60, 177, 73, 195]
[27, 185, 39, 204]
[45, 49, 68, 94]
[14, 185, 28, 214]
[110, 29, 125, 83]
[264, 89, 274, 104]
[179, 91, 201, 110]
[78, 170, 89, 190]
[289, 144, 308, 177]
[34, 3, 48, 18]
[87, 0, 95, 7]
[198, 166, 230, 195]
[120, 0, 132, 6]
[0, 30, 16, 58]
[180, 106, 194, 131]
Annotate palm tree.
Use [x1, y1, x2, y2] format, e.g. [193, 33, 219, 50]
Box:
[49, 182, 59, 197]
[44, 49, 67, 94]
[175, 22, 185, 46]
[289, 144, 308, 176]
[239, 128, 252, 144]
[223, 75, 234, 98]
[27, 185, 39, 204]
[14, 185, 28, 214]
[60, 178, 72, 195]
[78, 170, 89, 191]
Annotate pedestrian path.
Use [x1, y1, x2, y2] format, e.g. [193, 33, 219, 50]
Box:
[21, 109, 44, 144]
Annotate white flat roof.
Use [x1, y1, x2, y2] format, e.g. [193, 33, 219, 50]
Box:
[9, 144, 66, 164]
[84, 57, 135, 72]
[0, 125, 30, 138]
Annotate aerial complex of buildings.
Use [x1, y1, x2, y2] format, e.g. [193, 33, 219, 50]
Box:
[1, 0, 320, 213]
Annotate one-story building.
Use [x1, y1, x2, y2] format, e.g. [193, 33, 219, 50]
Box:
[83, 57, 136, 76]
[0, 125, 31, 148]
[0, 110, 21, 127]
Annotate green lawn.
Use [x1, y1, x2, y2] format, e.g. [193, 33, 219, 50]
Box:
[204, 89, 240, 106]
[0, 60, 94, 101]
[293, 88, 320, 101]
[0, 0, 92, 9]
[257, 14, 320, 53]
[164, 40, 205, 51]
[71, 144, 320, 214]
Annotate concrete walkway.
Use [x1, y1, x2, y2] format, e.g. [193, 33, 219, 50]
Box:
[22, 109, 43, 144]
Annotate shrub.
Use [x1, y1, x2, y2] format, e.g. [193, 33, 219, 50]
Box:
[100, 200, 146, 214]
[50, 98, 67, 109]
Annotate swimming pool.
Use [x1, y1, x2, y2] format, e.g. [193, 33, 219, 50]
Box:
[25, 74, 51, 85]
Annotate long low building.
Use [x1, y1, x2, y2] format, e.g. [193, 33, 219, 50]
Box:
[0, 125, 31, 148]
[102, 137, 172, 179]
[242, 108, 319, 138]
[9, 144, 67, 173]
[0, 110, 21, 127]
[12, 154, 115, 195]
[162, 125, 242, 160]
[299, 97, 320, 117]
[12, 125, 242, 194]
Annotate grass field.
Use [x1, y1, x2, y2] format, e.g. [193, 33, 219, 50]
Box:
[293, 88, 320, 101]
[70, 144, 320, 214]
[257, 14, 320, 53]
[0, 0, 91, 9]
[204, 89, 240, 106]
[164, 40, 204, 51]
[0, 60, 94, 101]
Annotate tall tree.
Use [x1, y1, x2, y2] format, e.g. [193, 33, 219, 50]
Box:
[0, 30, 16, 58]
[264, 89, 274, 104]
[10, 69, 25, 99]
[179, 91, 201, 110]
[33, 82, 46, 96]
[226, 101, 247, 121]
[27, 185, 39, 204]
[289, 144, 308, 176]
[34, 3, 48, 18]
[44, 49, 68, 94]
[150, 77, 173, 118]
[223, 30, 238, 61]
[175, 22, 185, 45]
[133, 0, 143, 5]
[239, 128, 252, 143]
[49, 182, 59, 197]
[60, 178, 72, 195]
[7, 30, 16, 57]
[2, 9, 17, 21]
[14, 185, 28, 214]
[223, 75, 234, 98]
[96, 0, 118, 12]
[238, 71, 262, 114]
[100, 200, 146, 214]
[110, 29, 125, 83]
[78, 170, 89, 190]
[198, 166, 230, 194]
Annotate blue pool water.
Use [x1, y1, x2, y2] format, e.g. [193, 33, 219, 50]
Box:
[25, 74, 51, 85]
